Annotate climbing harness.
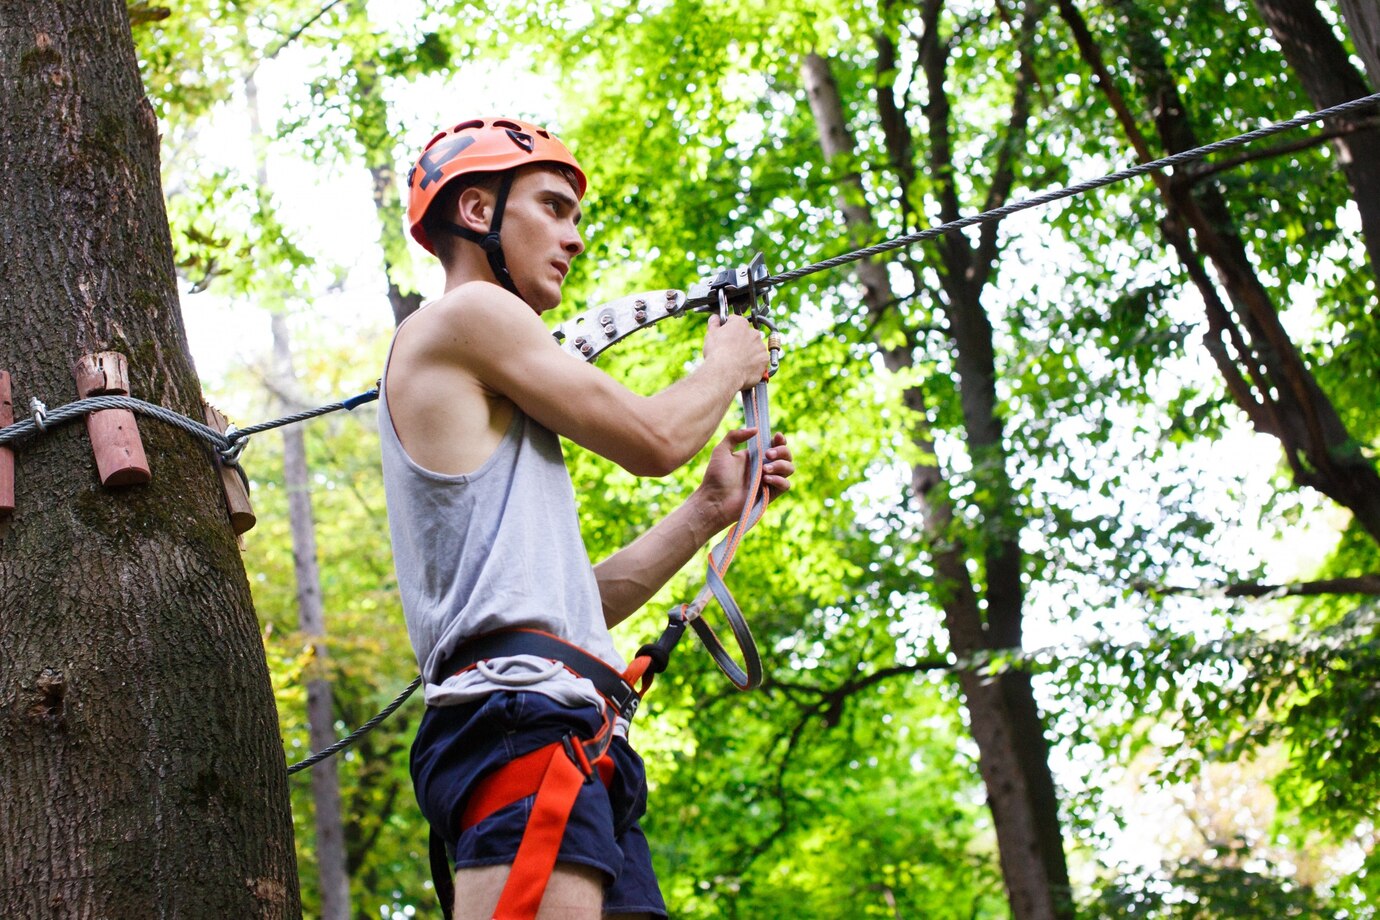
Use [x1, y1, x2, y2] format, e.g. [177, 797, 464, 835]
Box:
[426, 627, 676, 919]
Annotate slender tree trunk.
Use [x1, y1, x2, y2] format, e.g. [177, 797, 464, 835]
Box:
[243, 71, 353, 920]
[0, 2, 300, 916]
[1252, 0, 1380, 278]
[272, 315, 352, 920]
[347, 0, 425, 326]
[369, 162, 425, 324]
[803, 39, 1070, 920]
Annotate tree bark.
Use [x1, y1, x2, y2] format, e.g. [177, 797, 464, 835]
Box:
[803, 32, 1070, 919]
[272, 315, 351, 920]
[1252, 0, 1380, 278]
[0, 2, 301, 916]
[1339, 0, 1380, 89]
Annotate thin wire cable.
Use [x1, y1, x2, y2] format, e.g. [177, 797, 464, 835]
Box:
[286, 675, 422, 775]
[763, 90, 1380, 290]
[230, 389, 377, 441]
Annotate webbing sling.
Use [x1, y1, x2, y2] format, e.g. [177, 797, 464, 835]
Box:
[678, 377, 773, 690]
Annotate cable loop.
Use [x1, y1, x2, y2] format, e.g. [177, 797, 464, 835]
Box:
[220, 425, 249, 465]
[30, 399, 48, 432]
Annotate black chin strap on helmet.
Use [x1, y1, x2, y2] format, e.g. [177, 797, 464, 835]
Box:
[444, 171, 523, 300]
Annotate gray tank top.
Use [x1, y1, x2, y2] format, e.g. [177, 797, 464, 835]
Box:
[379, 336, 624, 711]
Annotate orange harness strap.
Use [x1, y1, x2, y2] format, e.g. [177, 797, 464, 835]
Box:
[460, 731, 616, 920]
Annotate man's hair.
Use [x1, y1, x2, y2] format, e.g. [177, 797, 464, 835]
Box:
[423, 164, 582, 269]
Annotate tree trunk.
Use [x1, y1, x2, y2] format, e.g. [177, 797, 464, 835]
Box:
[1062, 0, 1380, 548]
[1252, 0, 1380, 278]
[1339, 0, 1380, 88]
[347, 0, 425, 326]
[0, 2, 301, 917]
[803, 39, 1070, 920]
[272, 314, 352, 920]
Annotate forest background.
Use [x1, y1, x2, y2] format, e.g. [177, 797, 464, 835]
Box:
[64, 0, 1380, 916]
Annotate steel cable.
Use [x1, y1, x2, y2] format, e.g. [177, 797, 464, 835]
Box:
[762, 90, 1380, 290]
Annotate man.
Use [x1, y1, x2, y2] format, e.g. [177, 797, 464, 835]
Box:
[381, 116, 793, 920]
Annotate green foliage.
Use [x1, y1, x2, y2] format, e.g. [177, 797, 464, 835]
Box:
[1088, 855, 1339, 919]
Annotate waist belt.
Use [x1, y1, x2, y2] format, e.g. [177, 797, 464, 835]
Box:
[435, 627, 645, 721]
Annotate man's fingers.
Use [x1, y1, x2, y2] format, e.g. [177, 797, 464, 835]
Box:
[764, 434, 792, 463]
[723, 426, 758, 448]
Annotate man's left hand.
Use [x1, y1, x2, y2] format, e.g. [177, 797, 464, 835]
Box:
[694, 428, 795, 532]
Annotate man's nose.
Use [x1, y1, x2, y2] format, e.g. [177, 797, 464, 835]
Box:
[564, 227, 584, 256]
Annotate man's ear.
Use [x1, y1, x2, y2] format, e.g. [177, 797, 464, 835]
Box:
[455, 185, 495, 234]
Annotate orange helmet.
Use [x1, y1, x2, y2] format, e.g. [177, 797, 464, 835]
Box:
[406, 117, 587, 255]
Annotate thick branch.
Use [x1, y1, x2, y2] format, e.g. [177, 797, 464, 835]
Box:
[1187, 117, 1380, 183]
[1141, 574, 1380, 599]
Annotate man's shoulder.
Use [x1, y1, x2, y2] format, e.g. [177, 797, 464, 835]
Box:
[415, 281, 541, 331]
[396, 282, 554, 368]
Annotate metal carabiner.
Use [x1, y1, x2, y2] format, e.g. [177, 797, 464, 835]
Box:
[717, 286, 730, 323]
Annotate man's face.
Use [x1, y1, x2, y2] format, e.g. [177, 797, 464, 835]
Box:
[499, 167, 585, 313]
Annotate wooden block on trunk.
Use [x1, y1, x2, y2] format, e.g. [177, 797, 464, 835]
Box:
[203, 403, 256, 535]
[0, 370, 14, 516]
[73, 352, 151, 487]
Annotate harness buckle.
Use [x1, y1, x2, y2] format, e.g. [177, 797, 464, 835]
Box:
[562, 723, 614, 785]
[561, 734, 593, 780]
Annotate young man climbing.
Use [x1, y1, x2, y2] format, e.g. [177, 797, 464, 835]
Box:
[381, 116, 794, 920]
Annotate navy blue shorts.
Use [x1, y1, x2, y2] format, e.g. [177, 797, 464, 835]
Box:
[411, 690, 667, 917]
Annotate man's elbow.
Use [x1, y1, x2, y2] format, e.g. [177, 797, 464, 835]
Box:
[619, 423, 686, 477]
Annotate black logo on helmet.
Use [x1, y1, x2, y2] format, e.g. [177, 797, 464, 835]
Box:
[414, 134, 477, 189]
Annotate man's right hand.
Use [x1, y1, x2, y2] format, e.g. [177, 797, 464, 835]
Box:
[704, 314, 769, 392]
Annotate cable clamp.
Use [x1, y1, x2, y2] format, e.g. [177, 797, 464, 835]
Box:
[30, 398, 48, 432]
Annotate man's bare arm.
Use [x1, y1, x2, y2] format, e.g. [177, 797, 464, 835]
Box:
[435, 283, 769, 475]
[594, 428, 794, 629]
